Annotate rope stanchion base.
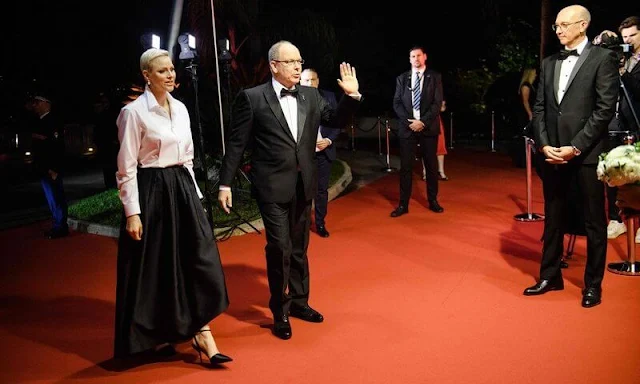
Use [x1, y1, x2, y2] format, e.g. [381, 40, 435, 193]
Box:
[607, 261, 640, 276]
[381, 166, 397, 173]
[514, 213, 544, 222]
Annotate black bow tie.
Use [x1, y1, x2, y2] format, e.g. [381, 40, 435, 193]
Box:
[280, 87, 298, 97]
[558, 49, 579, 60]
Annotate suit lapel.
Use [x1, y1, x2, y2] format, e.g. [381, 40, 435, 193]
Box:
[296, 87, 307, 143]
[404, 71, 412, 108]
[264, 84, 296, 143]
[420, 72, 432, 113]
[565, 44, 592, 93]
[553, 58, 562, 105]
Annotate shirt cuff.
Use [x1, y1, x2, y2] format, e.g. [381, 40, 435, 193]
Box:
[219, 185, 231, 191]
[123, 202, 141, 218]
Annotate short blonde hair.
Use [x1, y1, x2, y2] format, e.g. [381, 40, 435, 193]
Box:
[139, 48, 170, 72]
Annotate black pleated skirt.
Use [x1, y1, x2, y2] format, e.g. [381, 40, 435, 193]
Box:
[114, 165, 229, 358]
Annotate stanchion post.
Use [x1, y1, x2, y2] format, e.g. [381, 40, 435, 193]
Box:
[448, 111, 454, 150]
[514, 136, 544, 222]
[377, 116, 383, 155]
[350, 117, 356, 152]
[491, 110, 496, 152]
[381, 119, 397, 173]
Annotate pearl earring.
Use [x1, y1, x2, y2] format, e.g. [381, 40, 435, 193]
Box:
[147, 80, 151, 86]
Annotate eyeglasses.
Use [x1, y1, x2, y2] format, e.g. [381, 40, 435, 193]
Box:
[552, 20, 583, 32]
[274, 59, 305, 66]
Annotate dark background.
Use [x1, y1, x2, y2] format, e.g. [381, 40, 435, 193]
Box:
[0, 1, 629, 138]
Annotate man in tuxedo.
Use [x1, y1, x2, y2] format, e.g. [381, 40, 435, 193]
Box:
[524, 4, 619, 308]
[300, 68, 341, 238]
[390, 45, 444, 217]
[218, 41, 361, 339]
[28, 92, 69, 239]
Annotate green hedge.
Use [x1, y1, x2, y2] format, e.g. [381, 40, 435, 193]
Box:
[69, 160, 346, 227]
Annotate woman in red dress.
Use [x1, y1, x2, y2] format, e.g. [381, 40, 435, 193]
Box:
[423, 100, 448, 180]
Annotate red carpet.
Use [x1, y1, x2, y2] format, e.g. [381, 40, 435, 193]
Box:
[1, 148, 639, 384]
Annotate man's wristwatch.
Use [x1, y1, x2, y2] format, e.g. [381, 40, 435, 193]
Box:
[572, 146, 581, 156]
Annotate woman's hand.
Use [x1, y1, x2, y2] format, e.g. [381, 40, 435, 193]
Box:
[126, 214, 143, 240]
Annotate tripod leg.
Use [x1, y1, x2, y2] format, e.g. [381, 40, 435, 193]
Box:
[229, 206, 262, 234]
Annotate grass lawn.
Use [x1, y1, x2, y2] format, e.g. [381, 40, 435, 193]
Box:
[69, 160, 346, 228]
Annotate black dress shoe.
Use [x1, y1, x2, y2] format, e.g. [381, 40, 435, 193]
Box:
[523, 278, 564, 296]
[289, 305, 324, 323]
[316, 226, 330, 238]
[272, 315, 292, 340]
[428, 200, 444, 213]
[560, 260, 569, 269]
[581, 287, 602, 308]
[390, 205, 408, 217]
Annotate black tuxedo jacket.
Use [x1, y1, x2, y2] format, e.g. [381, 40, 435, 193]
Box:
[392, 69, 443, 139]
[318, 89, 340, 161]
[219, 81, 360, 203]
[533, 43, 619, 164]
[619, 58, 640, 131]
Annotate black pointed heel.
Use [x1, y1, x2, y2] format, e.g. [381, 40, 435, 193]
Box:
[192, 329, 233, 366]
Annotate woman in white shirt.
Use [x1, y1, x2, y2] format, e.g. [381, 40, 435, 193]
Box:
[113, 48, 231, 366]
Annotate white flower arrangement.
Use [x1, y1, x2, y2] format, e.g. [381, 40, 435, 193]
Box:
[596, 143, 640, 187]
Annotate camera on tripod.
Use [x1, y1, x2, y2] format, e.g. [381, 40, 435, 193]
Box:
[598, 34, 633, 67]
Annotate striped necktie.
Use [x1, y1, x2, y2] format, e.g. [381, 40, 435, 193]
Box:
[412, 73, 421, 110]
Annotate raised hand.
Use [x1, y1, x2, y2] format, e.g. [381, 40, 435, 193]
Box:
[336, 62, 359, 95]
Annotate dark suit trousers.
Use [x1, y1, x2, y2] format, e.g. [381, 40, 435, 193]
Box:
[540, 162, 607, 288]
[257, 173, 312, 317]
[314, 151, 331, 228]
[398, 133, 438, 205]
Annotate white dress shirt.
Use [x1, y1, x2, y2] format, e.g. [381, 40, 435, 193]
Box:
[272, 78, 299, 141]
[116, 86, 202, 217]
[557, 37, 589, 103]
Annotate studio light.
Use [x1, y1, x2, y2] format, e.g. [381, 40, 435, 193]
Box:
[218, 38, 232, 61]
[140, 33, 161, 50]
[178, 33, 197, 60]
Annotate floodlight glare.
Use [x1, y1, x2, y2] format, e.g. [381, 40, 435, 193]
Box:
[178, 33, 197, 60]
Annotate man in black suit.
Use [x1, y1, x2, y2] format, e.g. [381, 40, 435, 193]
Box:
[218, 41, 361, 339]
[524, 4, 619, 308]
[391, 45, 444, 217]
[28, 92, 69, 239]
[300, 68, 341, 238]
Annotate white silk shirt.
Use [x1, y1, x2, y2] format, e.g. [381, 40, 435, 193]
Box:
[116, 86, 202, 217]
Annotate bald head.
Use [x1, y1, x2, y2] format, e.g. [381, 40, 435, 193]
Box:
[555, 4, 590, 48]
[558, 4, 591, 27]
